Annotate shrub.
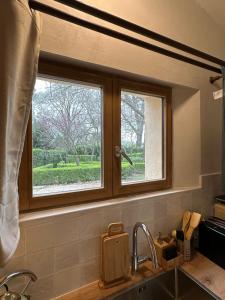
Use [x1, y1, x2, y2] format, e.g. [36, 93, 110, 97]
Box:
[32, 149, 99, 168]
[33, 149, 67, 168]
[122, 145, 144, 154]
[33, 149, 44, 167]
[67, 154, 97, 163]
[129, 152, 143, 157]
[33, 162, 145, 186]
[33, 164, 101, 185]
[129, 153, 144, 162]
[121, 162, 144, 178]
[74, 144, 100, 156]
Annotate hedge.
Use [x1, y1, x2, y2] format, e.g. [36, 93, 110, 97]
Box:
[33, 148, 143, 168]
[36, 161, 100, 169]
[33, 148, 143, 167]
[129, 155, 144, 162]
[33, 165, 101, 185]
[33, 148, 98, 168]
[33, 162, 144, 185]
[67, 154, 98, 163]
[33, 149, 67, 168]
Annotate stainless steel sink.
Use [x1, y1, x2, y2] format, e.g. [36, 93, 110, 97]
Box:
[108, 268, 218, 300]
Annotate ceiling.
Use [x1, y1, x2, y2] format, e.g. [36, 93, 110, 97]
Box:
[196, 0, 225, 31]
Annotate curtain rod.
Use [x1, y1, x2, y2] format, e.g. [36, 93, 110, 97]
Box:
[29, 0, 222, 75]
[210, 75, 223, 84]
[53, 0, 225, 68]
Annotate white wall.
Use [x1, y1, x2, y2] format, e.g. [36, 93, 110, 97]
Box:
[40, 0, 225, 179]
[173, 87, 201, 187]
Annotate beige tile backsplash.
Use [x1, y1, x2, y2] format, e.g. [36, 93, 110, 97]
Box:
[54, 242, 79, 272]
[0, 174, 221, 300]
[77, 212, 102, 240]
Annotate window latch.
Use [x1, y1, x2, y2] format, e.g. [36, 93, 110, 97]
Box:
[115, 146, 133, 166]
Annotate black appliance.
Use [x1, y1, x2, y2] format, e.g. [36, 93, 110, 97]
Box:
[199, 218, 225, 270]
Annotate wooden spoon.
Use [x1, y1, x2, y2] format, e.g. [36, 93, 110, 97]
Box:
[185, 212, 201, 240]
[181, 211, 192, 234]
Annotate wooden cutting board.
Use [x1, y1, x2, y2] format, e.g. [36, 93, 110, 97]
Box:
[100, 222, 130, 286]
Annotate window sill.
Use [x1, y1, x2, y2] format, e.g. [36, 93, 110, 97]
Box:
[20, 185, 201, 225]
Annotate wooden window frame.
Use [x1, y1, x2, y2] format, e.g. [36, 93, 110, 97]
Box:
[113, 79, 172, 196]
[19, 59, 172, 212]
[19, 60, 113, 211]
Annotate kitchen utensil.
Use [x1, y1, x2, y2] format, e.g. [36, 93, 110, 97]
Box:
[181, 211, 192, 234]
[185, 212, 201, 240]
[171, 230, 184, 241]
[100, 222, 130, 287]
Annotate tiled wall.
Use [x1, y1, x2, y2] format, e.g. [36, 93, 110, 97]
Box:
[0, 174, 221, 299]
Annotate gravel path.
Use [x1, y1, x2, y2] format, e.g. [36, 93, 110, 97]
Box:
[33, 181, 101, 196]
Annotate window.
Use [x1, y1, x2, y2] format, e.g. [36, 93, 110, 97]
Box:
[19, 60, 172, 211]
[113, 79, 172, 195]
[32, 78, 103, 196]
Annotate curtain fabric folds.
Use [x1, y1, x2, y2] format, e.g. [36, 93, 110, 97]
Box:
[0, 0, 41, 265]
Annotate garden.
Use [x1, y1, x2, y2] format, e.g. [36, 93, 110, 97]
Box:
[32, 148, 145, 186]
[32, 78, 146, 194]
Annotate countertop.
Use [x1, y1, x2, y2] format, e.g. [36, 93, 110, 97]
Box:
[181, 253, 225, 299]
[55, 253, 225, 300]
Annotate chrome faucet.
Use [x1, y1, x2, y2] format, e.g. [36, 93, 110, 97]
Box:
[132, 222, 159, 273]
[0, 270, 37, 300]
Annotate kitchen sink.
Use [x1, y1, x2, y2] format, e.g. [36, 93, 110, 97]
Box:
[108, 268, 217, 300]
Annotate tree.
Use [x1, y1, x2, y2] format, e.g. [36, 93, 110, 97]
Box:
[32, 79, 145, 158]
[121, 92, 145, 148]
[32, 80, 102, 155]
[32, 117, 55, 149]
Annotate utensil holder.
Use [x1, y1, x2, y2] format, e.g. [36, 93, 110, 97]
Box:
[154, 236, 176, 266]
[161, 253, 184, 271]
[183, 237, 196, 261]
[183, 240, 191, 261]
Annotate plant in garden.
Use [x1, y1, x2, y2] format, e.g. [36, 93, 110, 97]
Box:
[32, 80, 102, 157]
[32, 78, 146, 190]
[33, 161, 144, 186]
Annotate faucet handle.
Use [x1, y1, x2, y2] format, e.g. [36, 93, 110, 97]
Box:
[0, 270, 37, 289]
[137, 255, 150, 264]
[0, 270, 37, 298]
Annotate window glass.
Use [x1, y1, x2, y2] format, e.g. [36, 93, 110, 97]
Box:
[121, 90, 164, 184]
[32, 77, 103, 196]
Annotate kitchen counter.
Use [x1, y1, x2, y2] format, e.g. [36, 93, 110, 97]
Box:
[56, 253, 225, 300]
[55, 261, 162, 300]
[181, 253, 225, 299]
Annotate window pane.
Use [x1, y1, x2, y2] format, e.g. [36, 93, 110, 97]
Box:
[32, 77, 103, 196]
[121, 90, 164, 184]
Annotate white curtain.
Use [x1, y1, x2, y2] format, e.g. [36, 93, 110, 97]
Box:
[0, 0, 41, 265]
[222, 67, 225, 192]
